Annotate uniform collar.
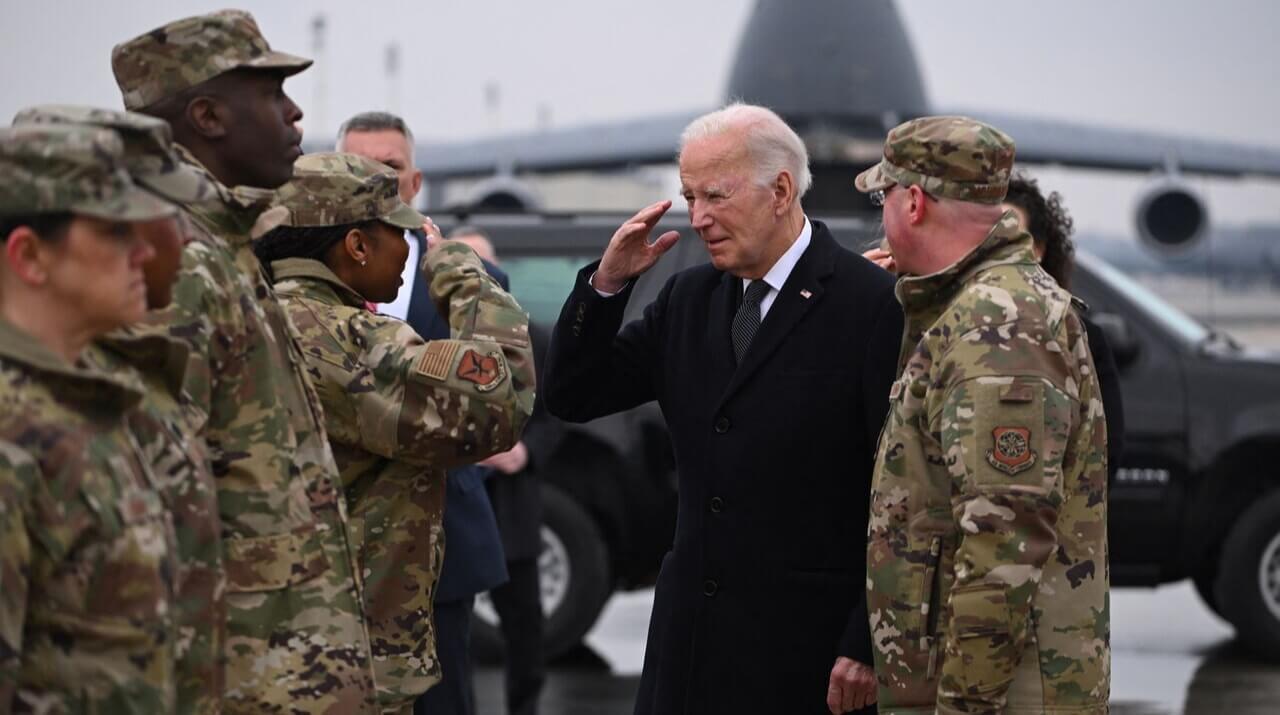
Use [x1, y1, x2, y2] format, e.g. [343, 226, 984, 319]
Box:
[270, 257, 368, 308]
[94, 326, 191, 401]
[174, 144, 277, 244]
[896, 210, 1039, 318]
[0, 319, 144, 413]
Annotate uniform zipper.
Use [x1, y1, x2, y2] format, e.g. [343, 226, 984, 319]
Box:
[924, 536, 943, 680]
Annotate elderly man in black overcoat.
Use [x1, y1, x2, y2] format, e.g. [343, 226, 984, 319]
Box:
[543, 103, 903, 715]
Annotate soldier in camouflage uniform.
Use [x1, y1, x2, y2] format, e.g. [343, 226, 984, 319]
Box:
[0, 124, 183, 712]
[855, 117, 1110, 714]
[253, 152, 536, 713]
[112, 11, 381, 713]
[13, 104, 228, 715]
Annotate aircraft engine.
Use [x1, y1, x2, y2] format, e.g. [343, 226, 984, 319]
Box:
[1134, 178, 1209, 253]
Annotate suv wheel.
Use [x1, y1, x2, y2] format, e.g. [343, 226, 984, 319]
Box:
[473, 484, 613, 662]
[1216, 490, 1280, 661]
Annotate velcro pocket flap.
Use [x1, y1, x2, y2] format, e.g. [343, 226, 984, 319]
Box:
[944, 586, 1015, 696]
[223, 525, 329, 593]
[971, 379, 1045, 488]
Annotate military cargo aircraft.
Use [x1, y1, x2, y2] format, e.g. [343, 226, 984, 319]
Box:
[415, 0, 1280, 257]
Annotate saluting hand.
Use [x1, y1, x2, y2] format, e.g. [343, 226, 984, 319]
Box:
[592, 200, 681, 294]
[421, 217, 444, 250]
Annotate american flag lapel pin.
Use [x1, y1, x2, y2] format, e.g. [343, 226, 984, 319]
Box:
[799, 289, 812, 299]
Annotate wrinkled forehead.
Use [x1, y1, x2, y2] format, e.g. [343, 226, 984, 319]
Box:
[678, 137, 753, 191]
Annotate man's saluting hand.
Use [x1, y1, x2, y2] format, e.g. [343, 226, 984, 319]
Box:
[591, 200, 681, 294]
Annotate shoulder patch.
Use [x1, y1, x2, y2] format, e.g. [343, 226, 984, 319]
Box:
[416, 341, 459, 381]
[986, 426, 1037, 475]
[456, 349, 507, 392]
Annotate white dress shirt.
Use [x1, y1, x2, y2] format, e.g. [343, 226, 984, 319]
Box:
[742, 217, 811, 321]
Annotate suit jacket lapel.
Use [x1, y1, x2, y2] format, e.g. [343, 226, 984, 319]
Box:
[405, 230, 450, 340]
[717, 226, 836, 409]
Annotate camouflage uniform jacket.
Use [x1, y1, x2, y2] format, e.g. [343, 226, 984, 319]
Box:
[0, 319, 181, 713]
[271, 245, 535, 711]
[84, 328, 225, 715]
[867, 212, 1110, 714]
[138, 147, 379, 713]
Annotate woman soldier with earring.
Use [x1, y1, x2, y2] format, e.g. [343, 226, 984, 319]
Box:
[253, 152, 535, 714]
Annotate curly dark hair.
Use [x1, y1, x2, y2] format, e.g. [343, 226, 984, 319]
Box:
[253, 221, 377, 282]
[1003, 172, 1075, 289]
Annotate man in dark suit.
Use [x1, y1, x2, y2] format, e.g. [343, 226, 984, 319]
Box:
[407, 227, 510, 715]
[336, 112, 510, 715]
[543, 104, 903, 715]
[455, 230, 563, 715]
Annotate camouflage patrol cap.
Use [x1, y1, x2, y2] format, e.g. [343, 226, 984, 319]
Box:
[273, 152, 426, 230]
[112, 9, 312, 111]
[0, 124, 176, 221]
[855, 115, 1015, 204]
[13, 105, 214, 204]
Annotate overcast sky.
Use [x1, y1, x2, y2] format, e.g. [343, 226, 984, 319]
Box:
[4, 0, 1279, 233]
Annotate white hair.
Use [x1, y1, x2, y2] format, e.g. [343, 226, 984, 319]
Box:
[679, 102, 812, 201]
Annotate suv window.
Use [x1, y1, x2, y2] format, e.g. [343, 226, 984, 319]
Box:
[503, 254, 597, 324]
[1076, 251, 1210, 346]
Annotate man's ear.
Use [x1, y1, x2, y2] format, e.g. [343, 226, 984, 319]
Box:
[410, 169, 424, 203]
[773, 170, 796, 216]
[186, 95, 229, 140]
[906, 185, 929, 225]
[4, 227, 51, 286]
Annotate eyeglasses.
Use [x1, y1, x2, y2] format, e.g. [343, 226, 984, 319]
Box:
[869, 184, 934, 208]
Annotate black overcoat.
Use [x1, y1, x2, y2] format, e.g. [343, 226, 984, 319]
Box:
[544, 223, 903, 714]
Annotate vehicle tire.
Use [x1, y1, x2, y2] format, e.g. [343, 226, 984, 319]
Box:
[1216, 490, 1280, 662]
[472, 484, 613, 663]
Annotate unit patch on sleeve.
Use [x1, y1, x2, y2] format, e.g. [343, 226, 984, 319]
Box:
[986, 426, 1037, 475]
[456, 349, 507, 392]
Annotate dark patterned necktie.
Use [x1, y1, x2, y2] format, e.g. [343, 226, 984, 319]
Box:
[732, 280, 771, 362]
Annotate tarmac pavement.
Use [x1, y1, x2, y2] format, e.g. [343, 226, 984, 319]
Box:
[474, 582, 1280, 714]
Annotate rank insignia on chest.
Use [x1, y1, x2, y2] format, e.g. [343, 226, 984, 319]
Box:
[987, 426, 1036, 475]
[457, 349, 507, 392]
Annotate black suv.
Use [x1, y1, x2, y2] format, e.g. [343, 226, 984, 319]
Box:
[454, 212, 1280, 662]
